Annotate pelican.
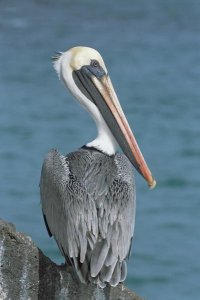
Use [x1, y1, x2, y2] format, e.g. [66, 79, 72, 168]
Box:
[40, 46, 156, 288]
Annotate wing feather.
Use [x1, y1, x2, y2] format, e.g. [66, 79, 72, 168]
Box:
[42, 212, 52, 237]
[90, 239, 109, 277]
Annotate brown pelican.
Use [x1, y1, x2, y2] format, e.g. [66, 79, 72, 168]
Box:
[40, 46, 156, 288]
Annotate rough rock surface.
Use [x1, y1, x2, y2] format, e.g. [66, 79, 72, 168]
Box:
[0, 220, 144, 300]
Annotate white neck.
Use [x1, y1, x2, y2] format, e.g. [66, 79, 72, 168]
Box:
[87, 115, 118, 156]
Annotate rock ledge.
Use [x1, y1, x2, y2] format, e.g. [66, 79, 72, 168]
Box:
[0, 220, 143, 300]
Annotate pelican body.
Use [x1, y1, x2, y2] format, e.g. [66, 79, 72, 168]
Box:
[40, 47, 156, 288]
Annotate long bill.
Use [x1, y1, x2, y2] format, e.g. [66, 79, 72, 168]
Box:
[73, 69, 156, 189]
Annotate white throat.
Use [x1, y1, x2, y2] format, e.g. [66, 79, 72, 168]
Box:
[87, 115, 118, 155]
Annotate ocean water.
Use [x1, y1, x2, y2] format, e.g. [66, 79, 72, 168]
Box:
[1, 0, 200, 299]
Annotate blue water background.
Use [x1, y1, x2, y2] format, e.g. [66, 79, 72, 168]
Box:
[1, 1, 200, 299]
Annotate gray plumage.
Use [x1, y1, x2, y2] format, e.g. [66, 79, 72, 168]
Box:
[40, 147, 136, 287]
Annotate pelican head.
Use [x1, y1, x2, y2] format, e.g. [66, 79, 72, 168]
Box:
[53, 46, 156, 189]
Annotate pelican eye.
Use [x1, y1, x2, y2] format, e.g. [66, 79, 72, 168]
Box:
[76, 59, 106, 80]
[90, 59, 100, 68]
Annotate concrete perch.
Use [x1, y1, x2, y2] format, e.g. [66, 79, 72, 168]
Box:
[0, 220, 144, 300]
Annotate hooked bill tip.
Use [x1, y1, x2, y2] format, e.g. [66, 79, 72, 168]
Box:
[149, 178, 157, 190]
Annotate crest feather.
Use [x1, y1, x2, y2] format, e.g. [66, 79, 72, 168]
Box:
[52, 52, 63, 79]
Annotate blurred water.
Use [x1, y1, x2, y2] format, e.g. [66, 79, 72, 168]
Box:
[1, 0, 200, 299]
